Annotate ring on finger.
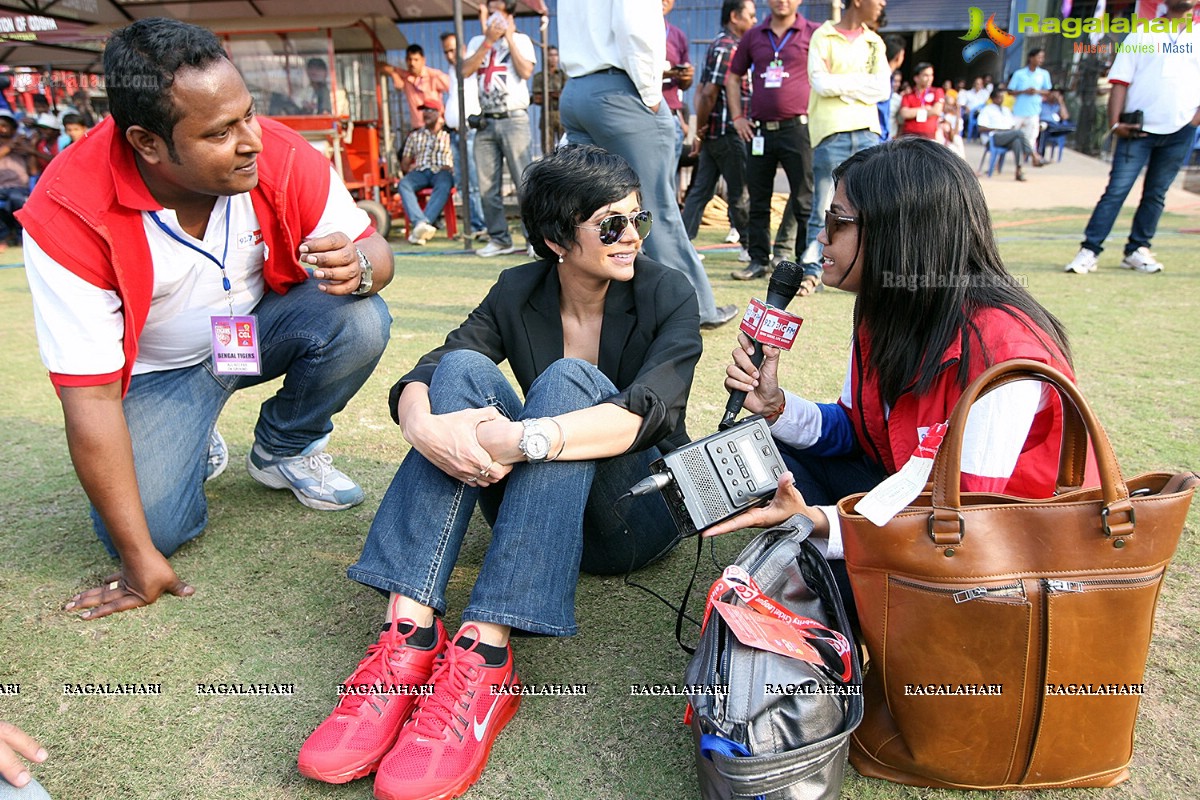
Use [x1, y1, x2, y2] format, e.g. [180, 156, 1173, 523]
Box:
[467, 476, 478, 483]
[108, 580, 120, 591]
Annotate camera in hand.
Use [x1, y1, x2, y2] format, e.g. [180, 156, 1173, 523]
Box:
[632, 416, 786, 537]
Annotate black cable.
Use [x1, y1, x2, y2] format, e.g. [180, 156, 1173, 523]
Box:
[613, 491, 705, 635]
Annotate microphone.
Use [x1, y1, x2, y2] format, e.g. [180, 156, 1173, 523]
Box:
[719, 261, 805, 430]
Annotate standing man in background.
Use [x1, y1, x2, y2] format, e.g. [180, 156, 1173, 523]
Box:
[557, 0, 737, 329]
[1007, 48, 1051, 162]
[532, 45, 568, 150]
[682, 0, 757, 256]
[1063, 0, 1200, 275]
[801, 0, 891, 295]
[724, 0, 820, 283]
[381, 44, 450, 133]
[898, 62, 943, 139]
[663, 0, 695, 177]
[440, 31, 488, 239]
[463, 0, 537, 258]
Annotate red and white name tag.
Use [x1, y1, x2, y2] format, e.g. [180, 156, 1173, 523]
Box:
[739, 298, 804, 350]
[712, 600, 825, 666]
[702, 565, 853, 682]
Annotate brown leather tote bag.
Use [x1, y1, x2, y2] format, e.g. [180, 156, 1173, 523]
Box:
[838, 359, 1197, 789]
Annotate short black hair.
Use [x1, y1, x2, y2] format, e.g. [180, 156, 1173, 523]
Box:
[104, 18, 228, 162]
[306, 57, 328, 72]
[520, 144, 641, 261]
[62, 113, 85, 127]
[439, 31, 455, 43]
[913, 62, 934, 76]
[990, 87, 1006, 101]
[407, 44, 424, 57]
[492, 0, 519, 13]
[884, 34, 906, 62]
[1028, 48, 1044, 60]
[721, 0, 750, 26]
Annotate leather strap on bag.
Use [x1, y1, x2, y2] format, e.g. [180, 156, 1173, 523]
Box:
[928, 359, 1134, 546]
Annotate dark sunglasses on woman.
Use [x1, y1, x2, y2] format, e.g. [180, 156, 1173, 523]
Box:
[577, 210, 653, 246]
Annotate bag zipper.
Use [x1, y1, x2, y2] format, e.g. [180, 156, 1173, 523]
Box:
[891, 576, 1027, 604]
[1042, 571, 1163, 594]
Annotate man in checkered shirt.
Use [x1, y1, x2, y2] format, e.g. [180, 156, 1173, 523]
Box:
[399, 98, 455, 245]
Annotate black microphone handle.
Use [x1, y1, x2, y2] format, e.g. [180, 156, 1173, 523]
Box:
[718, 261, 804, 430]
[719, 342, 765, 429]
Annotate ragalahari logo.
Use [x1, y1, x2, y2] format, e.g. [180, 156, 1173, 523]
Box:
[961, 7, 1016, 62]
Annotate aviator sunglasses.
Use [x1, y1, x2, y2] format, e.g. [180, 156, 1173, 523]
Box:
[824, 210, 860, 238]
[577, 210, 653, 245]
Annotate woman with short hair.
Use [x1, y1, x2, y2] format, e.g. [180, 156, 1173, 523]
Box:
[299, 144, 702, 800]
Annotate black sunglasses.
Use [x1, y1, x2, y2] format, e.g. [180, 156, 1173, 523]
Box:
[824, 210, 860, 238]
[577, 210, 653, 246]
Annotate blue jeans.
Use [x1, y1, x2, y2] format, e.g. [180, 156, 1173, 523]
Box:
[561, 71, 720, 324]
[348, 351, 680, 637]
[450, 129, 486, 232]
[0, 779, 51, 800]
[474, 111, 532, 247]
[1082, 123, 1197, 256]
[802, 129, 881, 275]
[92, 279, 391, 558]
[398, 167, 454, 228]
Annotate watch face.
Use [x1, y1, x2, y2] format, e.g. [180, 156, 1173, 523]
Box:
[524, 432, 551, 460]
[521, 420, 551, 461]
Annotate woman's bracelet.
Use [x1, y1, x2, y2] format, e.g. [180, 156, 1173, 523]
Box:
[763, 393, 786, 423]
[546, 417, 567, 461]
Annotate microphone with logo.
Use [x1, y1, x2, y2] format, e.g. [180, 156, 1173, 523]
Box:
[623, 263, 803, 536]
[719, 260, 806, 430]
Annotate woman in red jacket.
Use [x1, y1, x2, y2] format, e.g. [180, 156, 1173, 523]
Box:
[710, 137, 1078, 617]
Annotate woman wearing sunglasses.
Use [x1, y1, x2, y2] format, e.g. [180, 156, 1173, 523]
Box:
[298, 145, 701, 800]
[708, 137, 1081, 622]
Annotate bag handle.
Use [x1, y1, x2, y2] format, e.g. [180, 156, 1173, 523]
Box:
[978, 369, 1089, 493]
[927, 359, 1133, 546]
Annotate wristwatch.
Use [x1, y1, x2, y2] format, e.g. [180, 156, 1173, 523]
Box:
[518, 418, 553, 463]
[351, 246, 373, 296]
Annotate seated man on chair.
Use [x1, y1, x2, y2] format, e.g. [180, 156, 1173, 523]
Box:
[977, 87, 1041, 182]
[399, 99, 455, 245]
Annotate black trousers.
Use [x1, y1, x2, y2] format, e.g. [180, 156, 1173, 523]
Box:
[745, 122, 814, 265]
[681, 131, 749, 242]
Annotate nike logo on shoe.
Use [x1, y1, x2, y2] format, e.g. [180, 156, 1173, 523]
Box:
[473, 696, 500, 741]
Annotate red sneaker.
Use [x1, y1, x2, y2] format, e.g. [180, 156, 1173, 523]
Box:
[298, 618, 446, 784]
[373, 627, 521, 800]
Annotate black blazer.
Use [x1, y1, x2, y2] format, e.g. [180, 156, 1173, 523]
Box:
[390, 255, 702, 453]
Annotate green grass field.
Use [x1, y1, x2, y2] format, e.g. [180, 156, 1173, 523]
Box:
[1, 205, 1198, 800]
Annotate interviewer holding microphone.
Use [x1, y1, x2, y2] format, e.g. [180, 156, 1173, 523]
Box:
[707, 138, 1082, 622]
[298, 145, 701, 800]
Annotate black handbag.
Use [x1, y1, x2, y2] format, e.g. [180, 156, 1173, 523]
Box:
[684, 518, 863, 800]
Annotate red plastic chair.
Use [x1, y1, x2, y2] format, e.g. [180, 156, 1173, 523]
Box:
[402, 186, 457, 239]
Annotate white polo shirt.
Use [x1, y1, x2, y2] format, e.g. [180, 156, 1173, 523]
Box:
[1109, 23, 1200, 135]
[25, 165, 370, 379]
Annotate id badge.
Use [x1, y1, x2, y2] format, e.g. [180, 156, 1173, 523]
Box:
[916, 108, 928, 123]
[211, 315, 261, 375]
[763, 60, 784, 89]
[751, 135, 765, 156]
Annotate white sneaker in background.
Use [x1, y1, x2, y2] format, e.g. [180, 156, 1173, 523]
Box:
[1063, 248, 1098, 274]
[1119, 247, 1163, 273]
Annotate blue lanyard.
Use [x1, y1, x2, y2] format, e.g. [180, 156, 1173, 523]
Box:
[149, 196, 234, 314]
[766, 29, 795, 60]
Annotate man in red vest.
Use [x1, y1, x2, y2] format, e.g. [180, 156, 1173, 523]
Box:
[18, 18, 395, 621]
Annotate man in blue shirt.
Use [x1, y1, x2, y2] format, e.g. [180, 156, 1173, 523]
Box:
[1007, 48, 1051, 164]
